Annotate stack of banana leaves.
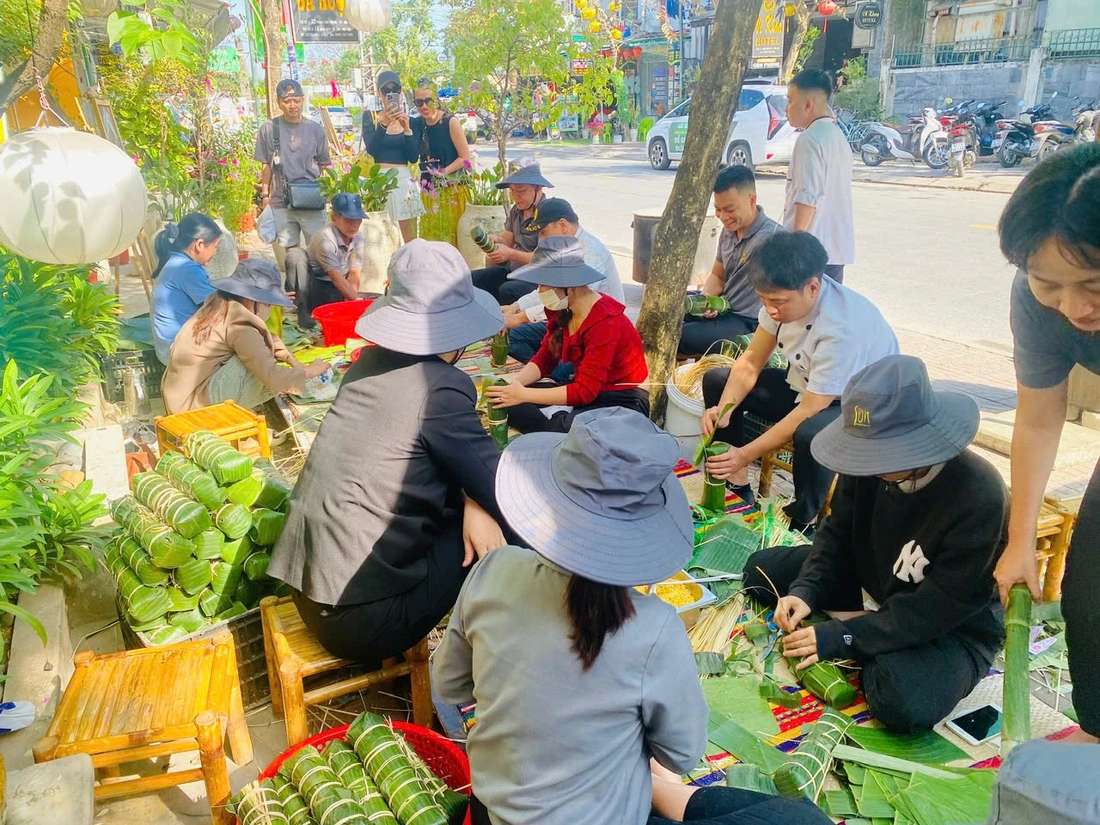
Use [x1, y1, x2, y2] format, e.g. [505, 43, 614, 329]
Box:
[107, 431, 294, 644]
[228, 711, 469, 825]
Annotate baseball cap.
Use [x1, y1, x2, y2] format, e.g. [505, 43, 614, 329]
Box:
[276, 79, 305, 99]
[524, 198, 579, 233]
[331, 193, 369, 220]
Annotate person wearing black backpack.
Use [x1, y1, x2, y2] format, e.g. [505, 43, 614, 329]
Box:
[254, 79, 332, 255]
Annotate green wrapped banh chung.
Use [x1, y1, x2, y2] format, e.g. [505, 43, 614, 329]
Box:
[118, 535, 170, 587]
[269, 775, 312, 825]
[111, 495, 194, 568]
[349, 712, 448, 825]
[226, 459, 292, 510]
[116, 568, 172, 626]
[249, 509, 286, 547]
[323, 739, 398, 825]
[193, 529, 225, 561]
[199, 588, 231, 618]
[184, 430, 253, 485]
[165, 585, 202, 612]
[398, 731, 470, 821]
[157, 450, 226, 510]
[213, 502, 252, 540]
[169, 608, 208, 634]
[145, 625, 188, 645]
[279, 745, 369, 825]
[132, 471, 212, 538]
[243, 551, 272, 582]
[174, 557, 213, 596]
[219, 535, 253, 566]
[227, 779, 285, 825]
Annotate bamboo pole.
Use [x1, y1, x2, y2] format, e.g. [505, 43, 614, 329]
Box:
[196, 710, 232, 825]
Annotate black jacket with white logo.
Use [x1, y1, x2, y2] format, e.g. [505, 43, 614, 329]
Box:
[788, 449, 1008, 662]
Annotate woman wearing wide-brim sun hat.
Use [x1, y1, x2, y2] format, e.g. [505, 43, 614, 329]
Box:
[485, 234, 649, 434]
[433, 407, 835, 825]
[742, 354, 1010, 734]
[269, 239, 516, 666]
[161, 258, 331, 413]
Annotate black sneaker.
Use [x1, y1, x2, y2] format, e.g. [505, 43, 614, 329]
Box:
[727, 482, 755, 507]
[787, 518, 815, 540]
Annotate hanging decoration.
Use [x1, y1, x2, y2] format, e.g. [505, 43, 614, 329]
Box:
[0, 128, 147, 265]
[817, 0, 838, 15]
[784, 2, 798, 16]
[341, 0, 392, 33]
[81, 0, 117, 15]
[581, 6, 597, 20]
[610, 28, 622, 40]
[588, 19, 602, 33]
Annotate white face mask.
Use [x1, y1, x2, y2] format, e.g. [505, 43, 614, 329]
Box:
[539, 289, 568, 312]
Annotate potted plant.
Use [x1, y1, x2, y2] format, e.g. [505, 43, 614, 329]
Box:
[419, 161, 471, 247]
[456, 163, 509, 270]
[587, 118, 603, 145]
[319, 160, 402, 295]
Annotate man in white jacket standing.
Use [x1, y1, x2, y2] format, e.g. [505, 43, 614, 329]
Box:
[782, 69, 855, 283]
[502, 198, 624, 373]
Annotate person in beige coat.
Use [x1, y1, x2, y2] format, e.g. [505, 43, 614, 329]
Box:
[162, 259, 330, 413]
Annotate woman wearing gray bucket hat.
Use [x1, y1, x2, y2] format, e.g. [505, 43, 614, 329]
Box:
[161, 259, 331, 413]
[434, 407, 832, 825]
[270, 240, 514, 666]
[485, 234, 649, 434]
[741, 355, 1010, 734]
[470, 158, 551, 302]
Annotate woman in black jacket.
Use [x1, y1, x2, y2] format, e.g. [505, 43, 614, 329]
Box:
[361, 70, 422, 241]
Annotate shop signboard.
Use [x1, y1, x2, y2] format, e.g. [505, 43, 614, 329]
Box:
[855, 1, 883, 29]
[290, 0, 359, 44]
[750, 0, 784, 69]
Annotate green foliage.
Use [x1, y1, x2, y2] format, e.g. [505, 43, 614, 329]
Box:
[0, 251, 120, 392]
[199, 123, 262, 233]
[318, 160, 399, 212]
[833, 56, 882, 121]
[466, 163, 506, 206]
[795, 26, 821, 76]
[106, 0, 202, 69]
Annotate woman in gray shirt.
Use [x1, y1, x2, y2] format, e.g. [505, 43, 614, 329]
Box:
[433, 408, 832, 825]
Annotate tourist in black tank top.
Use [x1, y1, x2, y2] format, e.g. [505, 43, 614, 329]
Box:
[412, 83, 472, 181]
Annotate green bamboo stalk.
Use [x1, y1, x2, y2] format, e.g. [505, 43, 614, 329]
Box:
[1002, 584, 1033, 757]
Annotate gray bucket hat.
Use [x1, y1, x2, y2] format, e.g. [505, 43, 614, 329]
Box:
[495, 407, 694, 587]
[495, 160, 554, 189]
[508, 235, 606, 288]
[811, 354, 979, 477]
[355, 239, 504, 355]
[211, 259, 293, 308]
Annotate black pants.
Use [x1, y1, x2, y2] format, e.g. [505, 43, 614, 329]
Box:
[679, 313, 758, 358]
[285, 248, 344, 323]
[470, 787, 830, 825]
[471, 266, 537, 305]
[702, 368, 840, 525]
[507, 384, 650, 434]
[742, 544, 993, 734]
[824, 264, 845, 284]
[292, 523, 468, 666]
[1064, 461, 1100, 736]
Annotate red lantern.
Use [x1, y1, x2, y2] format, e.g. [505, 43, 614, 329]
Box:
[633, 46, 643, 59]
[817, 0, 837, 14]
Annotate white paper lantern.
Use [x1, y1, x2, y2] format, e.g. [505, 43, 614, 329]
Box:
[343, 0, 392, 33]
[0, 128, 147, 265]
[81, 0, 119, 17]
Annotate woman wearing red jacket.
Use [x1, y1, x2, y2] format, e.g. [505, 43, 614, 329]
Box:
[486, 235, 649, 433]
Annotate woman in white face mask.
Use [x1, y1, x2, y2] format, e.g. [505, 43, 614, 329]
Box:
[486, 235, 650, 433]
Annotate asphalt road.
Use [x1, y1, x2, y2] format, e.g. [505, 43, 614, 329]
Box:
[499, 141, 1017, 352]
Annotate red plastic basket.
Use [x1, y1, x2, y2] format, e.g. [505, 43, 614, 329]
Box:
[252, 721, 472, 825]
[311, 299, 375, 347]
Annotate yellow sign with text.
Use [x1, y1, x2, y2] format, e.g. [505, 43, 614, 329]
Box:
[751, 0, 785, 68]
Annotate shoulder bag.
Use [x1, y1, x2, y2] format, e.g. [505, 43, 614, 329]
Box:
[273, 117, 326, 211]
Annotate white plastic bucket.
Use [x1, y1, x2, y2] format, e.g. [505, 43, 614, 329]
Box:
[665, 364, 705, 437]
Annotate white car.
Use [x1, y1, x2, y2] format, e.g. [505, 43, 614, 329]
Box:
[318, 106, 355, 132]
[646, 81, 799, 171]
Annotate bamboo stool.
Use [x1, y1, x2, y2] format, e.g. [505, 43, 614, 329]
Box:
[33, 632, 251, 825]
[155, 399, 271, 459]
[757, 442, 793, 499]
[261, 596, 433, 747]
[1036, 498, 1076, 601]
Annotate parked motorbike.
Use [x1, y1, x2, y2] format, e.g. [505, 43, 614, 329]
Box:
[1073, 99, 1099, 144]
[948, 119, 975, 177]
[993, 100, 1055, 167]
[859, 107, 944, 167]
[961, 100, 1005, 157]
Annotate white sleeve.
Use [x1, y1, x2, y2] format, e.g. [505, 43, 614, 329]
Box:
[517, 290, 547, 323]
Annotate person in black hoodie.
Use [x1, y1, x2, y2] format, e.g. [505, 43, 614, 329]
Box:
[743, 355, 1008, 733]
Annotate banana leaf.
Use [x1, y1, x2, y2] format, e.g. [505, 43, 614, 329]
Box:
[249, 509, 286, 547]
[396, 732, 470, 821]
[234, 576, 265, 608]
[132, 471, 212, 538]
[157, 450, 226, 510]
[773, 708, 852, 801]
[269, 775, 313, 825]
[199, 588, 232, 618]
[215, 601, 250, 622]
[724, 764, 778, 796]
[821, 788, 860, 818]
[116, 568, 172, 626]
[226, 459, 292, 511]
[228, 779, 287, 825]
[118, 535, 170, 586]
[112, 495, 195, 568]
[210, 561, 243, 596]
[793, 659, 859, 709]
[348, 712, 448, 825]
[220, 534, 253, 565]
[846, 726, 967, 765]
[706, 711, 787, 774]
[213, 502, 252, 539]
[888, 768, 997, 825]
[692, 403, 735, 467]
[185, 430, 253, 485]
[193, 529, 225, 560]
[279, 745, 368, 825]
[831, 745, 962, 780]
[323, 739, 397, 825]
[145, 625, 188, 645]
[856, 770, 897, 819]
[702, 677, 779, 737]
[759, 680, 802, 709]
[174, 557, 213, 595]
[169, 608, 208, 634]
[243, 551, 272, 582]
[166, 585, 203, 612]
[691, 515, 761, 576]
[695, 652, 726, 676]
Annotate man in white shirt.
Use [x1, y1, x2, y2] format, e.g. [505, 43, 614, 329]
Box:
[502, 198, 624, 366]
[700, 231, 897, 533]
[782, 70, 855, 283]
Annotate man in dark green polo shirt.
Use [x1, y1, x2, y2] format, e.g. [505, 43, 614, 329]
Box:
[679, 165, 784, 358]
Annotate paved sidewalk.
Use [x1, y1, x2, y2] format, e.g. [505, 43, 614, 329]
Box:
[756, 158, 1027, 195]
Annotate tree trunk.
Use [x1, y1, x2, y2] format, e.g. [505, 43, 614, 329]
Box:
[260, 0, 287, 119]
[0, 0, 69, 118]
[782, 3, 812, 83]
[635, 0, 758, 424]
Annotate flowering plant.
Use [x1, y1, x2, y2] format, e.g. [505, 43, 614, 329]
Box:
[199, 121, 262, 235]
[419, 157, 473, 196]
[465, 163, 506, 206]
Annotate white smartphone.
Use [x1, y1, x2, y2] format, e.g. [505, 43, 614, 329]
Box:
[945, 704, 1003, 746]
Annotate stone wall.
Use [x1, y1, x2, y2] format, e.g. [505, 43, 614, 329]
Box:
[887, 63, 1028, 117]
[1039, 59, 1100, 110]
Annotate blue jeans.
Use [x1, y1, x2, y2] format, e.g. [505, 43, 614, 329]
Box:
[508, 321, 574, 383]
[988, 739, 1100, 824]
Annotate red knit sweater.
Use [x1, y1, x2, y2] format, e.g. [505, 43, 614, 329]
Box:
[530, 295, 649, 406]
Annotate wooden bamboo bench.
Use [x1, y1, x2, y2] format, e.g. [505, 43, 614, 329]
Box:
[33, 632, 251, 825]
[260, 596, 434, 747]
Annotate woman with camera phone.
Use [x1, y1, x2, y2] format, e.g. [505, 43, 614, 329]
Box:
[361, 70, 423, 242]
